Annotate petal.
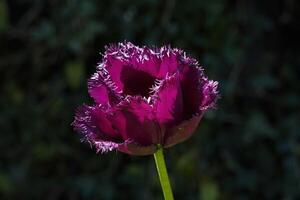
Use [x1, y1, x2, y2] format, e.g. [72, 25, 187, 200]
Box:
[102, 44, 157, 96]
[94, 140, 157, 155]
[200, 80, 219, 110]
[162, 67, 219, 147]
[94, 141, 120, 153]
[151, 72, 183, 126]
[102, 53, 127, 92]
[111, 96, 160, 146]
[180, 65, 219, 118]
[164, 114, 203, 148]
[139, 47, 162, 76]
[117, 141, 157, 156]
[88, 71, 122, 105]
[157, 46, 181, 78]
[180, 66, 204, 119]
[72, 105, 100, 141]
[104, 42, 161, 78]
[72, 105, 124, 153]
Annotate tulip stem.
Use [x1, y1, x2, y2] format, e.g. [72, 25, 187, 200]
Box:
[154, 145, 174, 200]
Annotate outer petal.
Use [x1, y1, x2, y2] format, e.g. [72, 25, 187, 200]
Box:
[93, 140, 158, 156]
[151, 72, 184, 126]
[179, 64, 219, 118]
[111, 96, 160, 147]
[179, 65, 204, 119]
[72, 105, 123, 153]
[163, 66, 219, 147]
[164, 114, 203, 148]
[200, 79, 219, 110]
[88, 71, 122, 106]
[117, 142, 157, 156]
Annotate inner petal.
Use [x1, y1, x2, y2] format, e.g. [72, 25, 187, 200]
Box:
[120, 65, 156, 97]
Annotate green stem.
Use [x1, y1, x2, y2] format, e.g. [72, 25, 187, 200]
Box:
[154, 145, 174, 200]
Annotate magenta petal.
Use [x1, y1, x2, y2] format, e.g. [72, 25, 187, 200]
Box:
[72, 105, 98, 140]
[152, 72, 183, 126]
[103, 43, 184, 88]
[111, 96, 160, 146]
[102, 45, 157, 96]
[89, 106, 122, 140]
[179, 65, 205, 119]
[103, 42, 152, 92]
[104, 43, 161, 77]
[103, 54, 126, 92]
[157, 47, 180, 78]
[93, 141, 120, 153]
[180, 64, 219, 118]
[72, 105, 124, 153]
[164, 114, 203, 148]
[138, 47, 161, 76]
[200, 80, 219, 110]
[88, 71, 122, 105]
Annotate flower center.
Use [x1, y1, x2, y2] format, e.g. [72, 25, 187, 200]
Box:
[120, 66, 156, 97]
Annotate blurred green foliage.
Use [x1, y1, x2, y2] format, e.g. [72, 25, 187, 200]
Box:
[0, 0, 299, 199]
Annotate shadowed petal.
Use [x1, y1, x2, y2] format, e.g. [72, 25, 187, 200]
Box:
[164, 114, 203, 148]
[111, 96, 160, 146]
[72, 105, 157, 155]
[179, 65, 219, 118]
[162, 67, 219, 146]
[117, 141, 157, 156]
[72, 105, 123, 153]
[120, 66, 156, 97]
[180, 66, 204, 119]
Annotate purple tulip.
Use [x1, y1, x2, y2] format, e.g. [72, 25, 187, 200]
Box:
[72, 42, 219, 156]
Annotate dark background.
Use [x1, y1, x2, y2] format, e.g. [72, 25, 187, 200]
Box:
[0, 0, 299, 199]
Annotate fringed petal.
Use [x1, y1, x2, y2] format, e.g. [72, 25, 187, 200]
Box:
[100, 42, 199, 95]
[111, 96, 160, 146]
[200, 79, 219, 110]
[179, 64, 219, 118]
[88, 71, 122, 106]
[179, 66, 205, 119]
[151, 72, 183, 126]
[72, 105, 124, 153]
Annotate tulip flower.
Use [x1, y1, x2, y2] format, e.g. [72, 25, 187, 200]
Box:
[72, 42, 219, 199]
